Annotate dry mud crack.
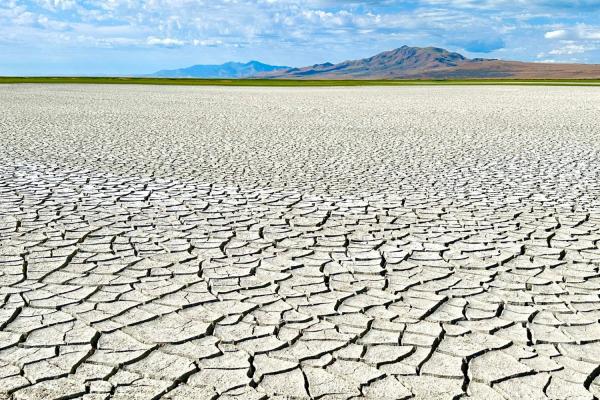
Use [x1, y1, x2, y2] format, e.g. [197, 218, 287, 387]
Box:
[1, 84, 600, 399]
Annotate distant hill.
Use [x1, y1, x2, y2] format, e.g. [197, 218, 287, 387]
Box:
[257, 46, 600, 79]
[150, 61, 290, 78]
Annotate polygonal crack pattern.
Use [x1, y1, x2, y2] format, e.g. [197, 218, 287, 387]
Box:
[1, 84, 600, 400]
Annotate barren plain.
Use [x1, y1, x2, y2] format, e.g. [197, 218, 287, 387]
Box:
[1, 85, 600, 399]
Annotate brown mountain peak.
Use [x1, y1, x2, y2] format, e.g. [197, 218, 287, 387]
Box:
[257, 45, 600, 79]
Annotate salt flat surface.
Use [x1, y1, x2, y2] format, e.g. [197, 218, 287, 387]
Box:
[1, 84, 600, 399]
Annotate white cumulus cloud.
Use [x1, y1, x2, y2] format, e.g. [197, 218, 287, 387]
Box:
[192, 39, 223, 46]
[544, 29, 568, 39]
[146, 36, 186, 47]
[545, 25, 600, 41]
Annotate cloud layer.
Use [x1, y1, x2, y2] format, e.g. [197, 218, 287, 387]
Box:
[1, 0, 600, 74]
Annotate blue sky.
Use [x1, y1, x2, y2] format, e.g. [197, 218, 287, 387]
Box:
[1, 0, 600, 75]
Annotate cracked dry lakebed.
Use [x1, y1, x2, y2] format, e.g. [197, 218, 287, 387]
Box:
[1, 84, 600, 400]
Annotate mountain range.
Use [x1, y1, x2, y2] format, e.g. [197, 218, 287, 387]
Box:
[150, 46, 600, 79]
[149, 61, 289, 78]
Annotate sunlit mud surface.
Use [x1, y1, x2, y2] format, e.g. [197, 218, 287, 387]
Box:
[1, 85, 600, 399]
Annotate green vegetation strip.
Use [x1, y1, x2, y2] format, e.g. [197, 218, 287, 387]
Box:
[1, 77, 600, 86]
